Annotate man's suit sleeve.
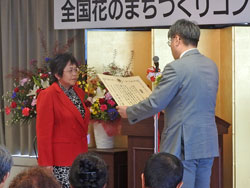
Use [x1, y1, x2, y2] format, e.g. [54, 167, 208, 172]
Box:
[36, 90, 54, 166]
[127, 64, 181, 124]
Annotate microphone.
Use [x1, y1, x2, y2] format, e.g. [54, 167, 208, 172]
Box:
[153, 56, 159, 73]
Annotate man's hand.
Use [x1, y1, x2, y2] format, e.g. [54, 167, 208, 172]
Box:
[116, 106, 128, 118]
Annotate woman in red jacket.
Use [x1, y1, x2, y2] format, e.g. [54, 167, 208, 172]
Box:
[36, 53, 90, 188]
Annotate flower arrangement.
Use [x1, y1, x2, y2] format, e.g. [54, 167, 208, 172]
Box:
[2, 29, 78, 125]
[147, 66, 162, 87]
[78, 63, 132, 136]
[3, 59, 51, 125]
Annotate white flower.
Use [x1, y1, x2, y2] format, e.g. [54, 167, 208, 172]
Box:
[41, 79, 50, 89]
[27, 84, 39, 96]
[93, 87, 105, 102]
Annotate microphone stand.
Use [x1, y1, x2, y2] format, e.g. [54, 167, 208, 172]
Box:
[153, 60, 159, 154]
[154, 114, 159, 153]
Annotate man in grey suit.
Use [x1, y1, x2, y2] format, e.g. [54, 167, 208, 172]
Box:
[117, 19, 219, 188]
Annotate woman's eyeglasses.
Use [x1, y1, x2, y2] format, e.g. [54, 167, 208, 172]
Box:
[63, 68, 79, 74]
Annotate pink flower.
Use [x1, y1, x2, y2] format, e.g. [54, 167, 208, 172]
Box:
[107, 99, 116, 107]
[5, 107, 11, 115]
[20, 78, 29, 86]
[22, 107, 30, 116]
[100, 104, 107, 111]
[105, 92, 112, 100]
[31, 98, 37, 106]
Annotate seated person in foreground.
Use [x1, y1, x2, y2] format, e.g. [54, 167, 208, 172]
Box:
[142, 152, 184, 188]
[9, 166, 60, 188]
[0, 145, 13, 188]
[69, 152, 108, 188]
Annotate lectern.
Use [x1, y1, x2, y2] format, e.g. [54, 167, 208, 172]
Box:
[121, 115, 230, 188]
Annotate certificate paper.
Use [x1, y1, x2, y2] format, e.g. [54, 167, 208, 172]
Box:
[98, 74, 152, 106]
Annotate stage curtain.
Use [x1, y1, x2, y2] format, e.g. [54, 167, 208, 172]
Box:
[0, 1, 4, 146]
[0, 0, 85, 155]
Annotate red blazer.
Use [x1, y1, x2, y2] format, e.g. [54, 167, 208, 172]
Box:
[36, 83, 90, 166]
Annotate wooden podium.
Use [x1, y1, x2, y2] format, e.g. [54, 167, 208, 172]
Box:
[121, 115, 230, 188]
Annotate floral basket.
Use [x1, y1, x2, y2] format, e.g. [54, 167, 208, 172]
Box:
[91, 118, 121, 149]
[92, 121, 114, 149]
[86, 90, 122, 149]
[79, 63, 131, 149]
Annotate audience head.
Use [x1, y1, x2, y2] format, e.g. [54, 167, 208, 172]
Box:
[142, 152, 183, 188]
[9, 166, 60, 188]
[0, 145, 13, 187]
[49, 52, 78, 83]
[69, 152, 108, 188]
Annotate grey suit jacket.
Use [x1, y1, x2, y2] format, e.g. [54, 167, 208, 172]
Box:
[127, 49, 219, 160]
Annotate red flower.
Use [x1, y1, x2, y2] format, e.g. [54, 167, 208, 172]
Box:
[5, 107, 11, 115]
[36, 88, 43, 95]
[99, 98, 105, 104]
[85, 100, 92, 107]
[41, 73, 48, 79]
[100, 104, 107, 111]
[14, 87, 19, 92]
[150, 76, 155, 82]
[107, 99, 116, 107]
[11, 101, 17, 108]
[22, 107, 30, 116]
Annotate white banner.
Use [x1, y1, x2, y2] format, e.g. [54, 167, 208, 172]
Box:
[54, 0, 250, 29]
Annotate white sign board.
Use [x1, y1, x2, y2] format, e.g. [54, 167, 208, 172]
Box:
[54, 0, 250, 29]
[98, 74, 152, 106]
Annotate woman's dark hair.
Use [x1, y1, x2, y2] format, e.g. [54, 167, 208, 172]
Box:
[49, 52, 78, 83]
[69, 152, 108, 188]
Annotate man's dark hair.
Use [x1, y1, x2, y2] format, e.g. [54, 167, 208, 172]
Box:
[144, 152, 183, 188]
[49, 52, 78, 83]
[168, 19, 200, 47]
[69, 152, 108, 188]
[0, 145, 13, 183]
